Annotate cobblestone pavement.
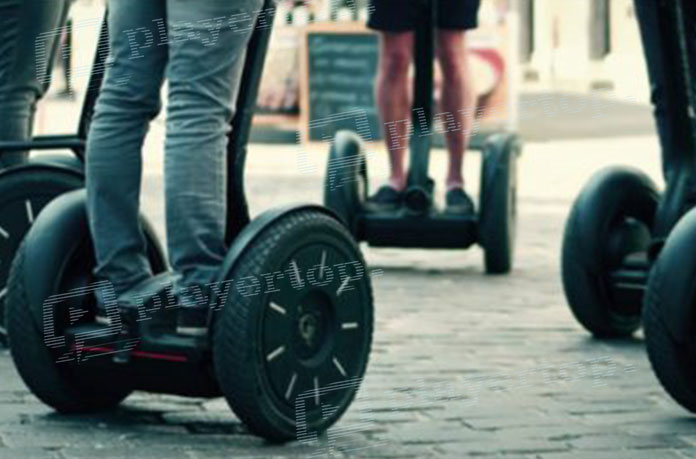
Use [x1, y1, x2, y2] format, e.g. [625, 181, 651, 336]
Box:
[4, 132, 696, 458]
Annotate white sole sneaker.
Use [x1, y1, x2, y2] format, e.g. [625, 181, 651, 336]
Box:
[95, 314, 113, 326]
[176, 326, 208, 337]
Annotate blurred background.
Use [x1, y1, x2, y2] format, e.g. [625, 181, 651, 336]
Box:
[36, 0, 653, 138]
[33, 0, 660, 253]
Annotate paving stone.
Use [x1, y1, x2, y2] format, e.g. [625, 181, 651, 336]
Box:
[0, 448, 59, 459]
[439, 438, 570, 456]
[568, 433, 687, 450]
[0, 112, 693, 456]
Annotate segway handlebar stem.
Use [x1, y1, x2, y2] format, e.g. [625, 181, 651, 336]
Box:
[407, 0, 436, 191]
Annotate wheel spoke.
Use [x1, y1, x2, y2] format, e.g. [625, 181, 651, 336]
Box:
[289, 259, 303, 286]
[285, 372, 298, 400]
[269, 302, 287, 315]
[332, 356, 348, 378]
[313, 376, 320, 405]
[25, 200, 34, 224]
[336, 277, 351, 296]
[266, 345, 286, 362]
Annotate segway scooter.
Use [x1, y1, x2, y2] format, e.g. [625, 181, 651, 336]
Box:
[0, 19, 110, 344]
[323, 0, 521, 274]
[560, 0, 695, 339]
[5, 0, 373, 443]
[641, 0, 696, 414]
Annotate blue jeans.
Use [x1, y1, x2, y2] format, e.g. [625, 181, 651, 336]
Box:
[86, 0, 263, 297]
[0, 0, 70, 166]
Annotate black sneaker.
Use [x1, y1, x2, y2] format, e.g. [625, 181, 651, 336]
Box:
[176, 284, 213, 337]
[94, 275, 173, 327]
[366, 185, 403, 212]
[445, 188, 475, 215]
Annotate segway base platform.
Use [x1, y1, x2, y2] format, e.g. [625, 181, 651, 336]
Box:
[62, 321, 219, 398]
[360, 210, 477, 249]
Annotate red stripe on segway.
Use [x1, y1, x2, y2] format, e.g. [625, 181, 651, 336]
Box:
[76, 346, 188, 363]
[130, 350, 188, 363]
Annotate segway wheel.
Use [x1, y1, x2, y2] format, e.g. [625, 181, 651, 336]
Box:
[479, 133, 520, 274]
[6, 190, 166, 413]
[30, 153, 83, 171]
[214, 208, 373, 442]
[644, 209, 696, 413]
[0, 164, 84, 346]
[561, 167, 659, 337]
[324, 130, 368, 236]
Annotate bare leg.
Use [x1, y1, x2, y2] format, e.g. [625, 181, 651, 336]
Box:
[376, 32, 414, 191]
[437, 30, 475, 190]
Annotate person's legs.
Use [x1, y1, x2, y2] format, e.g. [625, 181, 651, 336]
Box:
[376, 32, 413, 192]
[366, 32, 414, 210]
[0, 0, 70, 166]
[436, 30, 475, 191]
[164, 0, 263, 333]
[366, 0, 417, 210]
[86, 0, 168, 301]
[436, 0, 480, 214]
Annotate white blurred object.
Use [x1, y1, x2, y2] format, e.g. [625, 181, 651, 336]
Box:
[293, 5, 310, 26]
[336, 7, 353, 22]
[315, 0, 331, 21]
[275, 1, 290, 26]
[357, 7, 368, 22]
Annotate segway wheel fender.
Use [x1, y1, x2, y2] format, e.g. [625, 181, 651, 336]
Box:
[6, 190, 166, 413]
[0, 163, 84, 346]
[29, 153, 83, 171]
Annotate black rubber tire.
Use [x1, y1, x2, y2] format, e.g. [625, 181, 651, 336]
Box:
[479, 134, 520, 274]
[213, 209, 373, 442]
[30, 154, 83, 170]
[644, 209, 696, 413]
[6, 191, 166, 413]
[0, 165, 84, 346]
[323, 130, 368, 236]
[561, 166, 659, 338]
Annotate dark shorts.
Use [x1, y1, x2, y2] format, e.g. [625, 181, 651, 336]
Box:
[367, 0, 481, 32]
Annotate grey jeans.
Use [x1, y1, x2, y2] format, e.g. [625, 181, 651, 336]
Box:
[0, 0, 70, 166]
[86, 0, 263, 297]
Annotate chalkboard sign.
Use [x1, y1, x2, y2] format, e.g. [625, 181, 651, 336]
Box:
[301, 25, 382, 143]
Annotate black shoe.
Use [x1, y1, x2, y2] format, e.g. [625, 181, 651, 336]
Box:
[445, 188, 475, 215]
[94, 275, 173, 327]
[366, 185, 403, 212]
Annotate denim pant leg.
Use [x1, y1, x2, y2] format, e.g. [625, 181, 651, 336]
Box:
[164, 0, 264, 291]
[0, 0, 69, 166]
[86, 0, 168, 295]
